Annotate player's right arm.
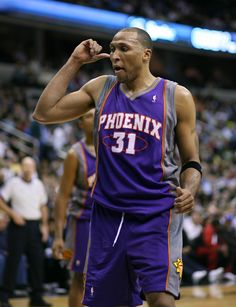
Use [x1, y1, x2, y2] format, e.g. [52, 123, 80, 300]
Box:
[32, 39, 110, 124]
[174, 85, 201, 214]
[53, 149, 78, 260]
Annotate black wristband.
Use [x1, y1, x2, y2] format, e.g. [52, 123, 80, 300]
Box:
[180, 161, 202, 176]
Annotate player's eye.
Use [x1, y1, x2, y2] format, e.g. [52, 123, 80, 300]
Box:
[120, 46, 128, 52]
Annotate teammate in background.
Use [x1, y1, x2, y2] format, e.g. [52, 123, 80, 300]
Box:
[33, 27, 201, 307]
[52, 110, 96, 307]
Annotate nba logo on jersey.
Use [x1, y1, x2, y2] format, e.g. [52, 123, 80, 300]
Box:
[152, 94, 157, 103]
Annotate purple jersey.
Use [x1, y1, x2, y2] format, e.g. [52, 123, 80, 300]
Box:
[68, 141, 96, 220]
[92, 77, 179, 215]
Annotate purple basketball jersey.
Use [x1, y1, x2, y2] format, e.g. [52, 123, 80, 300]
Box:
[92, 77, 179, 215]
[68, 141, 96, 220]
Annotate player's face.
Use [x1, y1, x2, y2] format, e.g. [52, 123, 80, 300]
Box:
[110, 31, 147, 83]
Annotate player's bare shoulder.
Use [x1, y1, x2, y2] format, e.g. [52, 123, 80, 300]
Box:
[63, 148, 79, 177]
[67, 147, 78, 160]
[175, 85, 196, 119]
[82, 75, 111, 103]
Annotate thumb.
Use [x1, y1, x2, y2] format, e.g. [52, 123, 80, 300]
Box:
[176, 187, 183, 197]
[94, 53, 110, 60]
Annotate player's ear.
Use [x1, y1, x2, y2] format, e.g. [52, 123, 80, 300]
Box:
[143, 49, 152, 62]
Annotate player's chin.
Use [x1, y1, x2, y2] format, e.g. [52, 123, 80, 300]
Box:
[114, 71, 126, 82]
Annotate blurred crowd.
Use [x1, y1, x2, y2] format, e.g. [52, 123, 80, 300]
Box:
[1, 11, 236, 298]
[1, 60, 236, 294]
[58, 0, 236, 31]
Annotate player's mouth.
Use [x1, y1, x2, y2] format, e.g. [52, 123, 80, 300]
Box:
[113, 65, 125, 73]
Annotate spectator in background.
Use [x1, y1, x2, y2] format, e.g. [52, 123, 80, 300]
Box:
[183, 210, 203, 243]
[0, 211, 8, 254]
[0, 210, 28, 295]
[43, 218, 70, 294]
[196, 216, 230, 271]
[218, 214, 236, 277]
[0, 211, 9, 289]
[182, 228, 224, 298]
[0, 157, 51, 307]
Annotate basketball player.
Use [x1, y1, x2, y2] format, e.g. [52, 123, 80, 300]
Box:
[33, 27, 202, 307]
[52, 110, 96, 307]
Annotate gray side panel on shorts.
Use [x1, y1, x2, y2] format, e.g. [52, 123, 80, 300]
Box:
[64, 215, 76, 253]
[164, 81, 184, 296]
[166, 210, 183, 297]
[93, 75, 117, 149]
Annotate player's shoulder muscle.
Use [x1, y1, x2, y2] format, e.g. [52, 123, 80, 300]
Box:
[175, 85, 196, 121]
[82, 75, 111, 103]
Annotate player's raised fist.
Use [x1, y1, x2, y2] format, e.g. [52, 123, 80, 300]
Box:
[71, 39, 110, 65]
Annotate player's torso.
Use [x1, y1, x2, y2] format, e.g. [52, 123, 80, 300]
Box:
[69, 141, 96, 220]
[93, 77, 179, 215]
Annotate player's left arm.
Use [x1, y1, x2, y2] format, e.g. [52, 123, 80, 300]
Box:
[174, 85, 201, 213]
[52, 149, 78, 260]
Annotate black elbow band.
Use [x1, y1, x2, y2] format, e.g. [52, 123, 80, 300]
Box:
[180, 161, 202, 176]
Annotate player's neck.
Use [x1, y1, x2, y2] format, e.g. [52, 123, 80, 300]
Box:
[84, 135, 95, 156]
[121, 74, 157, 96]
[84, 133, 94, 146]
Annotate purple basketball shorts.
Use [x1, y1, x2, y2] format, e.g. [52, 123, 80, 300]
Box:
[65, 215, 90, 273]
[83, 202, 183, 307]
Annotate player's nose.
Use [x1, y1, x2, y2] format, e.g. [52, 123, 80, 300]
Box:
[111, 49, 121, 61]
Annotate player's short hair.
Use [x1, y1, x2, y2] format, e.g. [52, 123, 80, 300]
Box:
[119, 27, 153, 50]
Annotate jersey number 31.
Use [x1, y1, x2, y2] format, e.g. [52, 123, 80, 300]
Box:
[111, 132, 136, 155]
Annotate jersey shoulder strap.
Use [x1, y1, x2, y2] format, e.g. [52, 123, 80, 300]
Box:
[94, 75, 117, 148]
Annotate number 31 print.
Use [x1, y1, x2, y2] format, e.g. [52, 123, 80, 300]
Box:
[111, 132, 136, 155]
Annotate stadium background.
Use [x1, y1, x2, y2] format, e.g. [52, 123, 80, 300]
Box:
[0, 0, 236, 306]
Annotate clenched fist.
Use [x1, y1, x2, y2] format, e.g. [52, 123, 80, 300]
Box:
[71, 39, 110, 65]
